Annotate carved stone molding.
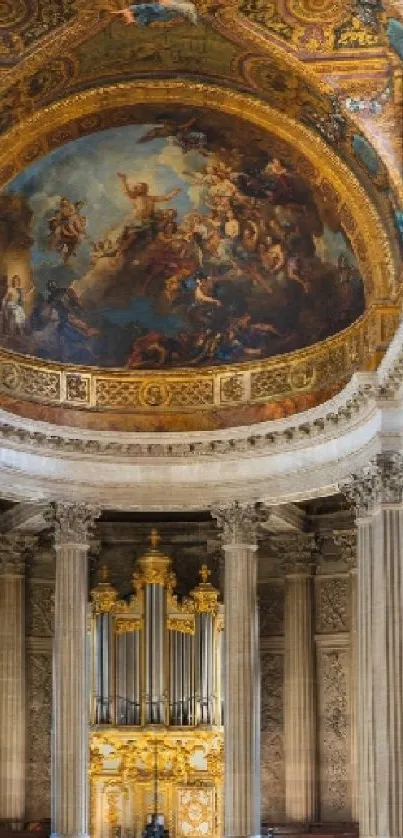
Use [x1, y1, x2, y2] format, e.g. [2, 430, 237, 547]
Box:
[333, 529, 357, 567]
[340, 452, 403, 519]
[272, 533, 317, 575]
[47, 502, 101, 548]
[317, 647, 349, 818]
[0, 533, 37, 575]
[211, 501, 268, 546]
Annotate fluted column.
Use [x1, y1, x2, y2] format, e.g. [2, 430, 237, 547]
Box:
[0, 536, 33, 828]
[212, 502, 264, 838]
[281, 537, 316, 823]
[342, 452, 403, 838]
[50, 503, 100, 838]
[334, 530, 358, 823]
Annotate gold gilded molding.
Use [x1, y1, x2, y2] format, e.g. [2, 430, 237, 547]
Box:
[0, 304, 398, 418]
[167, 618, 195, 634]
[115, 617, 143, 633]
[0, 81, 399, 427]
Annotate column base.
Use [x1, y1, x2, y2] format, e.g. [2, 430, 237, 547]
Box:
[225, 834, 262, 838]
[51, 833, 90, 838]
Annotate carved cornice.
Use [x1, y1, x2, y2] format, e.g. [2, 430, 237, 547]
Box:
[211, 501, 269, 546]
[46, 503, 101, 548]
[333, 529, 357, 567]
[0, 374, 378, 462]
[272, 533, 317, 575]
[340, 452, 403, 519]
[0, 533, 38, 575]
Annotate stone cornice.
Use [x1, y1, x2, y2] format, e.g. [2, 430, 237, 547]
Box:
[0, 318, 402, 509]
[0, 372, 379, 461]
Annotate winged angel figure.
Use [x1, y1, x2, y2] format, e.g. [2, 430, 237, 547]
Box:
[98, 0, 198, 27]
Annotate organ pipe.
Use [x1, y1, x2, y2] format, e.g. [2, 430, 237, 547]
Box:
[89, 531, 224, 730]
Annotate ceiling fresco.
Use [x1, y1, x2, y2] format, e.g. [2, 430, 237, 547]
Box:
[0, 0, 401, 430]
[1, 108, 366, 369]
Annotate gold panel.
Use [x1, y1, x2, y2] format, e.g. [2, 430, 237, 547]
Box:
[90, 727, 223, 838]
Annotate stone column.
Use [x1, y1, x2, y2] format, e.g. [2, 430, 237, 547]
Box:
[334, 530, 358, 823]
[212, 502, 264, 838]
[341, 452, 403, 838]
[50, 503, 100, 838]
[0, 536, 32, 828]
[280, 536, 316, 823]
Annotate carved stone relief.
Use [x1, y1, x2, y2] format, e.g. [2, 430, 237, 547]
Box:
[261, 651, 285, 821]
[315, 577, 349, 633]
[26, 583, 54, 637]
[25, 652, 52, 820]
[259, 583, 284, 636]
[317, 648, 350, 820]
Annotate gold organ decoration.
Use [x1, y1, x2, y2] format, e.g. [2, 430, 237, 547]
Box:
[89, 531, 224, 838]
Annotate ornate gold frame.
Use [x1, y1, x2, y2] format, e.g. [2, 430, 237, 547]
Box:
[0, 81, 399, 427]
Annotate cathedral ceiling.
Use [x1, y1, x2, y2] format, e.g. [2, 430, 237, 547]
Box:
[0, 0, 401, 432]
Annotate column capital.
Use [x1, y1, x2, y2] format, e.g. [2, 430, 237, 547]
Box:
[340, 451, 403, 519]
[46, 502, 101, 548]
[273, 533, 317, 576]
[0, 534, 37, 576]
[211, 501, 268, 547]
[333, 529, 357, 569]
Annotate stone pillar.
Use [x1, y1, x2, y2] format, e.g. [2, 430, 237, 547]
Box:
[281, 537, 316, 823]
[0, 536, 32, 828]
[51, 503, 100, 838]
[341, 452, 403, 838]
[212, 502, 264, 838]
[334, 530, 358, 823]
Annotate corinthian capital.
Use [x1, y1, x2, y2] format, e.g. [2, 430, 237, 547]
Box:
[211, 501, 268, 546]
[0, 533, 37, 576]
[273, 533, 316, 575]
[340, 452, 403, 519]
[46, 502, 101, 548]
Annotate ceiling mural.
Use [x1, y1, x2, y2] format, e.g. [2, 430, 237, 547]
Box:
[1, 108, 365, 369]
[0, 0, 401, 429]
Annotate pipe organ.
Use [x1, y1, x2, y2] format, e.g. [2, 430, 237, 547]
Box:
[89, 530, 224, 838]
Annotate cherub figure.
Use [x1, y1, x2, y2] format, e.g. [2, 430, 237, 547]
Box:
[48, 197, 87, 264]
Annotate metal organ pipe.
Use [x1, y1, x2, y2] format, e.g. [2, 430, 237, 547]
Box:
[144, 582, 167, 724]
[89, 534, 224, 733]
